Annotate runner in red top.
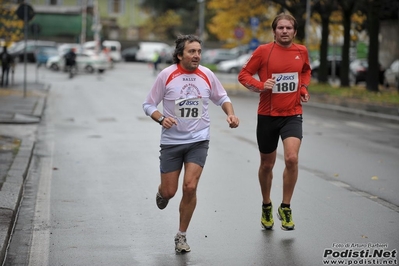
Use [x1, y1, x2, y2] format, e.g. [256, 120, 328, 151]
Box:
[238, 13, 311, 231]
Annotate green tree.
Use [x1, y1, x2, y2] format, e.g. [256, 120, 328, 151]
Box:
[269, 0, 308, 43]
[140, 0, 199, 39]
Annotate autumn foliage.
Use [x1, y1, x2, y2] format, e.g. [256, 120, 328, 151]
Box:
[0, 1, 24, 46]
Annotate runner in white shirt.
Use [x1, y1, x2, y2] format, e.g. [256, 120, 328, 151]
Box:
[143, 34, 239, 253]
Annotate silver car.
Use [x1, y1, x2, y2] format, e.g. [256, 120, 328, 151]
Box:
[384, 59, 399, 89]
[216, 53, 251, 73]
[46, 52, 109, 73]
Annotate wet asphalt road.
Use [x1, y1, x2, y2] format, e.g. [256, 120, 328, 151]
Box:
[5, 62, 399, 266]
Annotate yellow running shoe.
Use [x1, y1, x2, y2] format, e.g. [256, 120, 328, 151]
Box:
[261, 203, 274, 230]
[277, 206, 295, 230]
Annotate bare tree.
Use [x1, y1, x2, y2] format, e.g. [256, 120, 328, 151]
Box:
[366, 0, 381, 92]
[337, 0, 357, 87]
[313, 0, 338, 83]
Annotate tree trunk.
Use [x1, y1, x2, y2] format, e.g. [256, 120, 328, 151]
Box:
[340, 0, 356, 87]
[366, 0, 381, 92]
[318, 16, 330, 83]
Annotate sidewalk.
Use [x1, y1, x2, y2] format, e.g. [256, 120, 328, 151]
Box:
[0, 79, 398, 264]
[0, 82, 48, 263]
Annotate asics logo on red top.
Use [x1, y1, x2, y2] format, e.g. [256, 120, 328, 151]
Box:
[276, 74, 296, 82]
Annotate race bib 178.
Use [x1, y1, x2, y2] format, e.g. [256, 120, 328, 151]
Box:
[175, 98, 203, 119]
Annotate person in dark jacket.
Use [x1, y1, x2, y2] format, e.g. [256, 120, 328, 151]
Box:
[1, 46, 13, 87]
[64, 48, 77, 71]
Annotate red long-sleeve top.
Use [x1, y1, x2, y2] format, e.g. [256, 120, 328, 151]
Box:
[238, 42, 311, 116]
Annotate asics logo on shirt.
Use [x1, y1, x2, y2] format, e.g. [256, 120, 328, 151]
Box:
[295, 56, 300, 59]
[179, 100, 200, 106]
[276, 74, 295, 82]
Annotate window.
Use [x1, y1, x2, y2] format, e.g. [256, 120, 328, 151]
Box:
[77, 0, 94, 6]
[47, 0, 63, 5]
[108, 0, 125, 15]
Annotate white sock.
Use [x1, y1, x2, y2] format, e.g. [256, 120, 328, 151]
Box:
[178, 231, 186, 236]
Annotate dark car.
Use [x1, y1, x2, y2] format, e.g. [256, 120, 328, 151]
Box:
[310, 56, 342, 79]
[349, 59, 385, 85]
[8, 40, 57, 63]
[122, 46, 139, 62]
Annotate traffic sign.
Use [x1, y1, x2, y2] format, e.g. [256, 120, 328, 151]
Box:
[16, 3, 35, 22]
[249, 38, 260, 51]
[250, 17, 259, 31]
[234, 27, 245, 40]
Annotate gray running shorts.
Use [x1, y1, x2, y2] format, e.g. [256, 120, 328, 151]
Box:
[159, 140, 210, 173]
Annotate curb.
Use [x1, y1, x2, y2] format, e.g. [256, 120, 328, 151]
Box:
[306, 101, 399, 123]
[222, 83, 399, 123]
[0, 82, 48, 264]
[0, 139, 35, 263]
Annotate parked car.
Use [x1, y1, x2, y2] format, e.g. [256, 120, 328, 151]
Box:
[229, 44, 251, 56]
[383, 59, 399, 89]
[216, 53, 251, 73]
[122, 46, 139, 62]
[8, 40, 57, 63]
[58, 43, 83, 55]
[159, 45, 174, 64]
[83, 40, 122, 62]
[46, 52, 108, 73]
[349, 59, 385, 85]
[201, 49, 239, 65]
[34, 46, 59, 66]
[135, 42, 171, 63]
[311, 56, 342, 79]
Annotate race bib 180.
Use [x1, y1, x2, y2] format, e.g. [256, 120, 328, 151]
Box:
[271, 72, 299, 93]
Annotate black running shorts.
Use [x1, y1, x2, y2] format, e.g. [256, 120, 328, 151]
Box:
[256, 115, 303, 154]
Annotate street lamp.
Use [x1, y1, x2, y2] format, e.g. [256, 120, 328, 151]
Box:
[198, 0, 205, 41]
[81, 0, 87, 45]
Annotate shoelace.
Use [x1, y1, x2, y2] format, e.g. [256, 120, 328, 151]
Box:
[176, 235, 186, 244]
[283, 209, 292, 222]
[263, 207, 272, 221]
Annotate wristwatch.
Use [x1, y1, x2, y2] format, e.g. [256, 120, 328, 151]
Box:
[158, 116, 165, 125]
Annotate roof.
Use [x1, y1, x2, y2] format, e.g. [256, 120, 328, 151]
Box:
[34, 5, 82, 14]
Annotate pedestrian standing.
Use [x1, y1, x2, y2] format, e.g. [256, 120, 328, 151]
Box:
[238, 13, 311, 231]
[1, 46, 13, 87]
[143, 34, 239, 252]
[152, 50, 161, 75]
